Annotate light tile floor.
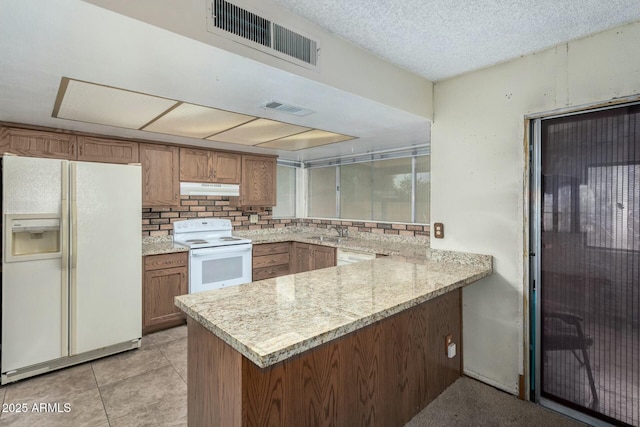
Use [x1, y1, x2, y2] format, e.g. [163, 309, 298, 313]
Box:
[0, 324, 592, 427]
[0, 325, 188, 427]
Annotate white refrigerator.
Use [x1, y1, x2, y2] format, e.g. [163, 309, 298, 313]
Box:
[2, 155, 142, 384]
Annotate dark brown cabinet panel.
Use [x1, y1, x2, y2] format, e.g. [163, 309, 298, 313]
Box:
[312, 245, 336, 270]
[140, 143, 180, 207]
[0, 127, 76, 159]
[143, 252, 188, 334]
[292, 242, 336, 273]
[77, 136, 138, 164]
[292, 243, 312, 274]
[240, 155, 276, 207]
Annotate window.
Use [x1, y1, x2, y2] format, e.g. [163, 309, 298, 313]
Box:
[273, 165, 296, 218]
[308, 167, 337, 218]
[307, 155, 430, 224]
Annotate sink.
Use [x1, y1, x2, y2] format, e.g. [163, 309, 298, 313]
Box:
[310, 236, 343, 243]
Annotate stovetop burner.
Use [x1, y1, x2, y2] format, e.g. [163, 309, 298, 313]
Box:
[172, 219, 252, 249]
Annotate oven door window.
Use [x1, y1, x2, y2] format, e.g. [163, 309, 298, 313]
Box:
[190, 245, 252, 293]
[202, 257, 242, 283]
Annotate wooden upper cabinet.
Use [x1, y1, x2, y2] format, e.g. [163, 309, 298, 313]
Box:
[0, 127, 76, 159]
[213, 152, 241, 184]
[140, 143, 180, 207]
[179, 148, 241, 184]
[179, 147, 212, 182]
[77, 136, 138, 164]
[240, 155, 277, 207]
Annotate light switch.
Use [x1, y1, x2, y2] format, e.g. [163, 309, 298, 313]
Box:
[249, 214, 259, 224]
[434, 222, 444, 239]
[447, 343, 457, 359]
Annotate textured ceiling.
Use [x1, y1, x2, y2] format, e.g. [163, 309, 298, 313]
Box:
[271, 0, 640, 81]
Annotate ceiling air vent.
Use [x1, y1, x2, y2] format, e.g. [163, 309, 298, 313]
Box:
[262, 101, 315, 117]
[212, 0, 271, 47]
[273, 24, 318, 66]
[208, 1, 320, 69]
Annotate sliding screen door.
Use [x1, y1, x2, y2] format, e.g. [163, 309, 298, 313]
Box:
[535, 103, 640, 426]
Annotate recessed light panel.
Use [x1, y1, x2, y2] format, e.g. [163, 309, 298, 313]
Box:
[208, 118, 310, 145]
[258, 129, 355, 150]
[143, 103, 255, 138]
[54, 79, 178, 129]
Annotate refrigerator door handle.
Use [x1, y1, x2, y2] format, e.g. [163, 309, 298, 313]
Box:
[60, 161, 69, 356]
[69, 162, 78, 354]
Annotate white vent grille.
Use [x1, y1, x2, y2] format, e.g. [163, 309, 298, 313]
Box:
[262, 101, 315, 117]
[273, 24, 318, 66]
[208, 1, 319, 69]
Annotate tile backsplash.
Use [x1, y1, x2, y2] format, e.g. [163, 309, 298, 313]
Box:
[142, 196, 430, 237]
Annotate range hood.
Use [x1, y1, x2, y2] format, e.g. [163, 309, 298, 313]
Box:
[180, 182, 240, 196]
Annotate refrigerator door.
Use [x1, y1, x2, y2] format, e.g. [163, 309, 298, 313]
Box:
[69, 161, 142, 355]
[2, 156, 68, 372]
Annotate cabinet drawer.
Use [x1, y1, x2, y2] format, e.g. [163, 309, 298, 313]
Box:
[253, 264, 290, 281]
[253, 253, 289, 269]
[144, 252, 188, 271]
[253, 242, 289, 256]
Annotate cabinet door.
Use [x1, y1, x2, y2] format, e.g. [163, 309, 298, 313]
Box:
[77, 136, 138, 164]
[241, 155, 277, 206]
[292, 243, 311, 273]
[143, 266, 187, 334]
[179, 147, 213, 182]
[0, 127, 76, 159]
[140, 143, 180, 207]
[312, 245, 336, 270]
[213, 152, 241, 184]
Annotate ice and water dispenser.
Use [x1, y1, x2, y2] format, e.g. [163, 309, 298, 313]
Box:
[5, 214, 61, 262]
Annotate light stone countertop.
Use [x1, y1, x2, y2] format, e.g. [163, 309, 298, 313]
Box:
[142, 235, 188, 256]
[142, 226, 429, 257]
[175, 249, 492, 368]
[235, 227, 430, 258]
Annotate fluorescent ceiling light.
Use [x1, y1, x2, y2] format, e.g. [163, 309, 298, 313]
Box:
[53, 78, 177, 129]
[143, 103, 255, 138]
[52, 78, 358, 151]
[208, 118, 310, 145]
[259, 129, 354, 150]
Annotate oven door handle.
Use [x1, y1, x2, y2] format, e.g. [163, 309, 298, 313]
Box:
[191, 245, 252, 257]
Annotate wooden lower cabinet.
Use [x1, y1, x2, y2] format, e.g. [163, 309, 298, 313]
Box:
[143, 252, 188, 334]
[186, 288, 463, 426]
[252, 242, 291, 281]
[292, 243, 336, 273]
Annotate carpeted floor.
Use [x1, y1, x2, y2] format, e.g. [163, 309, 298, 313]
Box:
[405, 377, 587, 426]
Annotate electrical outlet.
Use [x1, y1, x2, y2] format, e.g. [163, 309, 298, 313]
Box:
[249, 214, 259, 224]
[434, 222, 444, 239]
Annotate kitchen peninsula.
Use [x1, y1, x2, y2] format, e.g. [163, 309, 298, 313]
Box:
[176, 245, 492, 426]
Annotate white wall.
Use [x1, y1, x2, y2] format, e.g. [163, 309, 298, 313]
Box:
[431, 21, 640, 393]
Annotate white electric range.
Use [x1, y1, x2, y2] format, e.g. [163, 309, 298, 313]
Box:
[173, 219, 252, 293]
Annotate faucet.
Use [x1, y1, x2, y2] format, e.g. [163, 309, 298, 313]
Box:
[331, 225, 349, 238]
